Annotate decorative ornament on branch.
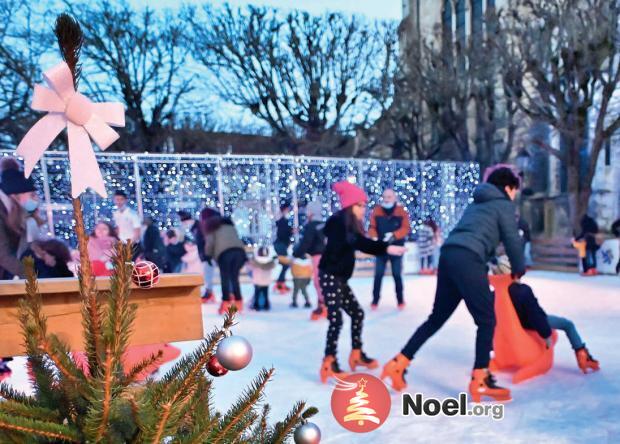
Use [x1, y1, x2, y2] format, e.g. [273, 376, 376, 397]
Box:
[215, 330, 253, 371]
[206, 354, 229, 377]
[293, 421, 322, 444]
[16, 59, 125, 198]
[131, 260, 160, 288]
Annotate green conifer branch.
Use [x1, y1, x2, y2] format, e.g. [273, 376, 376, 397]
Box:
[268, 401, 307, 444]
[208, 367, 274, 444]
[0, 383, 34, 405]
[0, 413, 81, 442]
[0, 400, 60, 423]
[122, 350, 164, 387]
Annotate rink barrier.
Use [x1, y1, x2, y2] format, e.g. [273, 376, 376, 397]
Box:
[0, 150, 479, 247]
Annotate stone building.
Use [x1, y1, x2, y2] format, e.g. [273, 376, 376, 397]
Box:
[399, 0, 620, 235]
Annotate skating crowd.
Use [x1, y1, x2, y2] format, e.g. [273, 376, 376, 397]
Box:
[0, 158, 612, 398]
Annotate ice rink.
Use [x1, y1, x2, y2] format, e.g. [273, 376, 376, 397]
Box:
[3, 271, 619, 443]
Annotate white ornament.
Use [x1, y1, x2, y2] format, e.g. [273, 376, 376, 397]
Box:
[294, 422, 321, 444]
[215, 336, 253, 371]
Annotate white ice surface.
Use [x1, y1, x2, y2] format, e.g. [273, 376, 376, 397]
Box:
[3, 272, 619, 443]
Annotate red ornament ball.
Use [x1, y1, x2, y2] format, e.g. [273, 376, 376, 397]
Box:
[131, 261, 160, 288]
[207, 355, 229, 377]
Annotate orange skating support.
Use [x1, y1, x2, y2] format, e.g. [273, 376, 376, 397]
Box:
[489, 274, 557, 384]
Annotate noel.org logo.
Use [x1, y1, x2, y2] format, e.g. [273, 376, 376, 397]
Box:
[330, 373, 391, 433]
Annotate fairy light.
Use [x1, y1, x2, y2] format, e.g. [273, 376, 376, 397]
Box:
[0, 151, 478, 245]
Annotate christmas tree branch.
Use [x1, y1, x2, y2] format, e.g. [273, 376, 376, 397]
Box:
[0, 400, 60, 423]
[268, 401, 307, 444]
[0, 413, 80, 442]
[88, 242, 136, 441]
[142, 312, 236, 442]
[0, 384, 33, 405]
[20, 258, 88, 394]
[122, 350, 164, 387]
[208, 367, 275, 444]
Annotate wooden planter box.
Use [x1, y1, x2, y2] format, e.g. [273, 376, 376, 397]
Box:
[0, 274, 204, 357]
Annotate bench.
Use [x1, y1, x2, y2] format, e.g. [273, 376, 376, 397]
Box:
[531, 238, 579, 272]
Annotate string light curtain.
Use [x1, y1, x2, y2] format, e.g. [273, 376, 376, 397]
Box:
[0, 151, 479, 246]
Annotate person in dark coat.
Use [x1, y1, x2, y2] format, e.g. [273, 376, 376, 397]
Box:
[202, 213, 247, 314]
[575, 214, 600, 275]
[0, 158, 40, 374]
[383, 165, 526, 402]
[507, 277, 599, 374]
[274, 202, 293, 293]
[141, 216, 167, 270]
[21, 239, 74, 278]
[293, 200, 326, 319]
[319, 181, 406, 383]
[0, 158, 38, 280]
[164, 229, 185, 273]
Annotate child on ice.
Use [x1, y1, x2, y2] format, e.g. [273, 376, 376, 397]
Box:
[290, 255, 313, 308]
[319, 180, 406, 382]
[248, 246, 276, 311]
[496, 257, 600, 374]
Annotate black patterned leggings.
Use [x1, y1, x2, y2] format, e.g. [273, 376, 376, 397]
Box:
[320, 271, 364, 357]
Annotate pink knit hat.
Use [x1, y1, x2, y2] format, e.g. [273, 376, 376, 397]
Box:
[332, 180, 368, 209]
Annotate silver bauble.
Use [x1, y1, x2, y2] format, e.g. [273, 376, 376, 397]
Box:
[293, 422, 321, 444]
[215, 336, 253, 371]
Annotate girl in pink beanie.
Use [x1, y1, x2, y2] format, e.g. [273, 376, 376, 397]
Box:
[318, 180, 406, 382]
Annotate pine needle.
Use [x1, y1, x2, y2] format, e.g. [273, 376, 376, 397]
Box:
[0, 413, 81, 442]
[208, 367, 275, 444]
[268, 401, 306, 444]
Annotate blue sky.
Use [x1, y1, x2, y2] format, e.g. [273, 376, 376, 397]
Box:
[130, 0, 403, 20]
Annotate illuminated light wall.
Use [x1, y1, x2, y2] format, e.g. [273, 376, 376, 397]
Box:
[0, 151, 479, 246]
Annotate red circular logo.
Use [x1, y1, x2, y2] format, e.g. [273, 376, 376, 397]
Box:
[330, 373, 391, 433]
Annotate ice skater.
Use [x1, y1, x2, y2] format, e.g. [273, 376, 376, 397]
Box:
[502, 265, 600, 374]
[382, 165, 525, 402]
[247, 246, 276, 311]
[319, 181, 406, 383]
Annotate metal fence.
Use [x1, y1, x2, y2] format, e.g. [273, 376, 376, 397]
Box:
[0, 151, 479, 246]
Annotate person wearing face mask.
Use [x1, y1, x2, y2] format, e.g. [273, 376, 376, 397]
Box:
[0, 158, 39, 280]
[368, 189, 411, 310]
[0, 158, 40, 375]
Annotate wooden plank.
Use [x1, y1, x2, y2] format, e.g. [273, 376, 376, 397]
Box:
[0, 274, 204, 356]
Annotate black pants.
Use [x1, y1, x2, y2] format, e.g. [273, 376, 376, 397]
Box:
[274, 241, 289, 283]
[320, 271, 364, 357]
[252, 285, 270, 310]
[217, 248, 246, 301]
[372, 254, 404, 305]
[401, 246, 496, 369]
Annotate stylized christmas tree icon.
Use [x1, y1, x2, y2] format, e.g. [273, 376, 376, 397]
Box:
[343, 378, 381, 426]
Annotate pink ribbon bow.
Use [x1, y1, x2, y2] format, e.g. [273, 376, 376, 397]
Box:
[16, 62, 125, 198]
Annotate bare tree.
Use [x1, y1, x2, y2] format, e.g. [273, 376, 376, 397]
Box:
[0, 1, 53, 149]
[500, 0, 620, 231]
[381, 7, 524, 167]
[64, 0, 194, 152]
[188, 5, 397, 156]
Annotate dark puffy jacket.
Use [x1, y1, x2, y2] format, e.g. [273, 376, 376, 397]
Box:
[142, 225, 167, 270]
[293, 220, 325, 257]
[319, 210, 387, 280]
[508, 282, 552, 339]
[442, 183, 525, 275]
[275, 217, 292, 246]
